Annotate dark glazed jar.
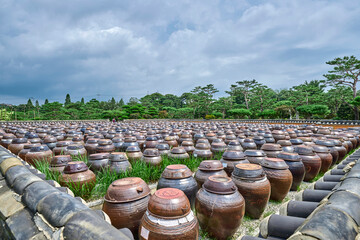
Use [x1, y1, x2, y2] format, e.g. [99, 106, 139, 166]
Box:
[84, 138, 98, 156]
[112, 137, 123, 151]
[253, 136, 266, 150]
[144, 136, 159, 149]
[220, 150, 249, 176]
[168, 147, 190, 160]
[8, 138, 28, 155]
[53, 141, 72, 156]
[164, 136, 178, 148]
[157, 164, 198, 208]
[196, 176, 245, 240]
[109, 152, 132, 174]
[277, 152, 305, 191]
[1, 133, 16, 148]
[49, 155, 71, 173]
[103, 177, 150, 238]
[96, 139, 115, 153]
[227, 140, 243, 151]
[59, 161, 96, 190]
[315, 139, 339, 166]
[312, 145, 333, 173]
[65, 144, 87, 159]
[231, 163, 270, 219]
[331, 139, 347, 163]
[142, 148, 162, 166]
[277, 140, 294, 153]
[244, 149, 266, 164]
[88, 153, 110, 172]
[241, 138, 257, 150]
[194, 160, 228, 188]
[139, 188, 199, 240]
[260, 158, 293, 201]
[294, 145, 322, 182]
[121, 136, 139, 152]
[261, 143, 282, 158]
[126, 145, 143, 162]
[43, 136, 57, 150]
[181, 141, 195, 155]
[156, 143, 170, 156]
[211, 139, 227, 153]
[25, 145, 53, 166]
[18, 143, 41, 160]
[193, 142, 212, 159]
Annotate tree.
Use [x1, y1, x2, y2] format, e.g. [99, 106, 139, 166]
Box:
[128, 97, 139, 106]
[65, 94, 72, 106]
[324, 55, 360, 119]
[26, 99, 34, 109]
[81, 98, 85, 104]
[44, 99, 49, 105]
[297, 104, 330, 119]
[232, 79, 258, 109]
[110, 97, 116, 110]
[227, 108, 252, 119]
[119, 98, 124, 107]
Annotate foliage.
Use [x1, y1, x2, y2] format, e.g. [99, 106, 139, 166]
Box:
[205, 114, 216, 119]
[227, 108, 252, 119]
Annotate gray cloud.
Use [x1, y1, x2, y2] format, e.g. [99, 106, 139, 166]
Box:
[1, 0, 359, 104]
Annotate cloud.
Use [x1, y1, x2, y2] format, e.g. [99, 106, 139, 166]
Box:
[0, 0, 359, 104]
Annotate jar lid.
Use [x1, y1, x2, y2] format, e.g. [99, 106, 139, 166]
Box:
[156, 143, 170, 150]
[198, 160, 224, 171]
[261, 143, 282, 151]
[181, 141, 194, 147]
[170, 147, 186, 154]
[146, 136, 158, 141]
[161, 164, 193, 179]
[104, 177, 150, 203]
[51, 155, 71, 166]
[260, 157, 289, 169]
[89, 153, 110, 160]
[277, 152, 301, 161]
[126, 145, 141, 152]
[244, 149, 266, 157]
[30, 145, 50, 152]
[44, 136, 57, 143]
[290, 139, 304, 145]
[12, 138, 28, 144]
[203, 176, 237, 194]
[98, 139, 112, 146]
[23, 143, 41, 149]
[312, 144, 330, 153]
[294, 146, 315, 156]
[86, 138, 98, 144]
[67, 144, 84, 150]
[56, 141, 72, 147]
[148, 188, 190, 218]
[222, 150, 246, 160]
[277, 140, 292, 146]
[232, 163, 265, 178]
[63, 161, 89, 174]
[143, 148, 160, 157]
[195, 142, 210, 150]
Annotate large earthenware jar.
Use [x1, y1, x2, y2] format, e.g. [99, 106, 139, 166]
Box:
[277, 140, 294, 153]
[168, 147, 190, 160]
[227, 140, 243, 151]
[157, 164, 198, 208]
[109, 152, 132, 174]
[272, 130, 286, 142]
[65, 144, 87, 159]
[112, 137, 123, 151]
[331, 139, 347, 163]
[49, 155, 71, 173]
[241, 138, 257, 150]
[193, 142, 212, 159]
[96, 139, 115, 153]
[181, 141, 195, 156]
[126, 145, 143, 162]
[294, 145, 321, 182]
[59, 161, 96, 190]
[277, 152, 305, 191]
[211, 139, 227, 153]
[25, 145, 53, 166]
[8, 138, 28, 155]
[84, 138, 98, 156]
[53, 141, 72, 156]
[196, 176, 245, 240]
[43, 136, 57, 150]
[231, 163, 271, 219]
[315, 139, 339, 166]
[139, 188, 199, 240]
[143, 136, 159, 149]
[156, 143, 170, 156]
[1, 133, 15, 148]
[165, 136, 178, 148]
[103, 177, 150, 238]
[194, 160, 228, 189]
[253, 136, 266, 150]
[261, 143, 282, 158]
[18, 143, 41, 160]
[142, 148, 162, 166]
[220, 150, 250, 176]
[312, 145, 333, 174]
[260, 158, 293, 201]
[244, 149, 266, 164]
[88, 153, 110, 172]
[121, 136, 139, 152]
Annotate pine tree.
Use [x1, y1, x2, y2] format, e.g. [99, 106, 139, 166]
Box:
[65, 94, 71, 106]
[81, 97, 85, 104]
[27, 99, 34, 109]
[119, 98, 124, 107]
[44, 99, 49, 104]
[35, 100, 39, 108]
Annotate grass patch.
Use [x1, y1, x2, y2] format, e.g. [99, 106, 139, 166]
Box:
[263, 210, 274, 218]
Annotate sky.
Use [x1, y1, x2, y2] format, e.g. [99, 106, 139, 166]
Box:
[1, 0, 359, 105]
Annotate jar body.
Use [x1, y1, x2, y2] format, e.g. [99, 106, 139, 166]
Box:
[284, 160, 305, 191]
[194, 169, 228, 189]
[300, 155, 321, 182]
[263, 167, 293, 201]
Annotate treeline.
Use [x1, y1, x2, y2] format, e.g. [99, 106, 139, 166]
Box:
[1, 55, 360, 121]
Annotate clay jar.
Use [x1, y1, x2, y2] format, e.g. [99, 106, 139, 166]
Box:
[272, 130, 286, 142]
[121, 136, 139, 152]
[25, 145, 53, 166]
[142, 148, 162, 166]
[8, 138, 28, 155]
[144, 136, 159, 149]
[164, 136, 178, 148]
[312, 145, 333, 173]
[84, 138, 98, 156]
[331, 139, 347, 163]
[194, 160, 228, 188]
[65, 144, 87, 159]
[126, 145, 143, 162]
[96, 139, 115, 153]
[43, 136, 57, 150]
[59, 161, 96, 190]
[244, 149, 266, 164]
[139, 188, 199, 240]
[277, 152, 305, 191]
[181, 141, 195, 155]
[18, 143, 41, 160]
[211, 139, 227, 153]
[227, 140, 243, 151]
[168, 147, 190, 160]
[193, 142, 213, 159]
[277, 140, 294, 153]
[112, 137, 123, 151]
[109, 152, 132, 174]
[253, 136, 266, 150]
[53, 141, 72, 155]
[261, 143, 282, 158]
[220, 150, 249, 176]
[294, 146, 322, 182]
[231, 163, 271, 219]
[1, 133, 15, 148]
[196, 176, 245, 240]
[260, 158, 293, 201]
[103, 177, 150, 238]
[88, 153, 110, 172]
[156, 143, 170, 156]
[157, 164, 198, 208]
[315, 139, 339, 166]
[49, 155, 71, 173]
[241, 138, 257, 150]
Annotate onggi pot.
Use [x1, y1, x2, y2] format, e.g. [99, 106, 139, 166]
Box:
[277, 152, 305, 191]
[194, 160, 228, 189]
[59, 161, 96, 191]
[220, 150, 249, 176]
[25, 145, 53, 166]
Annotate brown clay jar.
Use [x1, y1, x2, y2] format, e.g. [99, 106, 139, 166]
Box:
[220, 150, 249, 176]
[168, 147, 190, 160]
[84, 138, 98, 156]
[194, 160, 228, 189]
[231, 163, 270, 219]
[59, 161, 96, 190]
[25, 145, 53, 166]
[315, 139, 339, 166]
[1, 133, 16, 148]
[126, 145, 143, 162]
[227, 140, 244, 151]
[156, 143, 170, 156]
[18, 143, 41, 160]
[144, 136, 159, 149]
[49, 155, 72, 173]
[109, 152, 132, 174]
[312, 145, 333, 173]
[164, 136, 178, 148]
[331, 139, 347, 163]
[294, 145, 322, 182]
[96, 139, 115, 153]
[43, 136, 57, 150]
[196, 176, 245, 240]
[211, 139, 227, 153]
[139, 188, 199, 240]
[244, 149, 266, 164]
[193, 142, 213, 159]
[277, 152, 305, 191]
[261, 143, 282, 158]
[241, 138, 257, 150]
[53, 141, 72, 155]
[65, 144, 87, 160]
[103, 177, 150, 238]
[277, 140, 294, 153]
[88, 153, 110, 172]
[142, 148, 162, 166]
[8, 138, 29, 155]
[181, 141, 195, 156]
[260, 158, 293, 201]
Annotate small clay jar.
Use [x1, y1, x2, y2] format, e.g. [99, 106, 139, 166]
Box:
[1, 133, 16, 148]
[244, 149, 266, 164]
[194, 160, 228, 188]
[261, 143, 282, 158]
[43, 136, 57, 150]
[315, 139, 339, 165]
[196, 176, 245, 240]
[181, 141, 195, 155]
[231, 163, 271, 219]
[272, 130, 286, 142]
[168, 147, 190, 160]
[18, 143, 41, 160]
[241, 138, 257, 150]
[59, 161, 96, 190]
[53, 141, 72, 156]
[103, 177, 150, 238]
[253, 136, 266, 150]
[277, 140, 294, 153]
[109, 152, 132, 174]
[312, 145, 333, 174]
[164, 136, 178, 148]
[25, 145, 53, 166]
[260, 158, 293, 201]
[207, 132, 218, 144]
[139, 188, 199, 240]
[126, 145, 143, 162]
[65, 144, 87, 159]
[121, 136, 139, 152]
[84, 138, 98, 156]
[144, 136, 159, 149]
[8, 138, 28, 155]
[227, 140, 243, 151]
[211, 139, 227, 153]
[96, 139, 115, 153]
[220, 150, 249, 176]
[224, 134, 237, 144]
[277, 152, 305, 191]
[88, 153, 110, 172]
[156, 143, 170, 156]
[193, 142, 213, 159]
[112, 137, 123, 151]
[157, 165, 198, 208]
[142, 148, 162, 166]
[294, 145, 322, 182]
[49, 155, 71, 173]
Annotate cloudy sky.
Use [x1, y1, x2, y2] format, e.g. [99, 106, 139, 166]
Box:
[1, 0, 359, 104]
